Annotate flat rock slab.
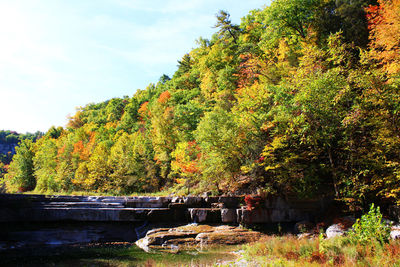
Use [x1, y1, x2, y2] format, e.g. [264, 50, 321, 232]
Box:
[0, 207, 184, 222]
[135, 224, 262, 252]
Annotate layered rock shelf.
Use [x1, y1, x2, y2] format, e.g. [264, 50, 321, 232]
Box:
[0, 194, 330, 224]
[0, 193, 331, 249]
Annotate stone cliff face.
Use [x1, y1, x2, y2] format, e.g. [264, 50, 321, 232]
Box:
[0, 194, 331, 249]
[0, 142, 17, 156]
[0, 194, 332, 224]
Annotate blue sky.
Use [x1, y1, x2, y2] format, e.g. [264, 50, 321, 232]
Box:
[0, 0, 268, 133]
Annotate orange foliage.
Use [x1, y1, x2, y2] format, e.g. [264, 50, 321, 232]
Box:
[73, 141, 84, 156]
[72, 132, 96, 161]
[57, 144, 66, 157]
[138, 101, 150, 118]
[158, 90, 171, 104]
[180, 161, 199, 174]
[366, 0, 400, 74]
[105, 121, 118, 129]
[174, 141, 201, 175]
[175, 178, 186, 184]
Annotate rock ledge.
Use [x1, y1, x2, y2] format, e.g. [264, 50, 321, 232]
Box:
[135, 224, 262, 252]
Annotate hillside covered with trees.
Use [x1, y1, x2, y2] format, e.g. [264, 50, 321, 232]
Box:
[2, 0, 399, 207]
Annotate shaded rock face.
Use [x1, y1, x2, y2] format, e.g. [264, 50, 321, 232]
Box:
[0, 194, 333, 248]
[294, 221, 315, 235]
[0, 222, 139, 249]
[189, 208, 221, 223]
[135, 224, 262, 252]
[0, 143, 17, 156]
[0, 194, 331, 224]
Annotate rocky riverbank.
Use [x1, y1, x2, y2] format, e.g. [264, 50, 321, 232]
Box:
[3, 193, 400, 253]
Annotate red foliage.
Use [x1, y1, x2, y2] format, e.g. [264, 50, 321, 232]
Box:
[365, 4, 381, 30]
[309, 251, 327, 264]
[234, 53, 261, 89]
[244, 195, 263, 210]
[256, 156, 265, 163]
[285, 252, 300, 261]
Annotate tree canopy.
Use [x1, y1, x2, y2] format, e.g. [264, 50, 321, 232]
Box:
[2, 0, 400, 208]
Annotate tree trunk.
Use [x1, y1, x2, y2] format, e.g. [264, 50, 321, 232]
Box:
[328, 147, 340, 198]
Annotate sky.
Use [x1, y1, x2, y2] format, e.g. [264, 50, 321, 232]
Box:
[0, 0, 268, 133]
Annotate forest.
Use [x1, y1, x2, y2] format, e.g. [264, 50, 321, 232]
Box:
[2, 0, 399, 208]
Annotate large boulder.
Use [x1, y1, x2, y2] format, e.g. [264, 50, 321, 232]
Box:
[135, 224, 262, 252]
[326, 224, 347, 239]
[391, 224, 400, 240]
[325, 216, 356, 239]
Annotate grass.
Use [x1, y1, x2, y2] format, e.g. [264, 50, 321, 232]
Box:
[0, 243, 238, 267]
[240, 235, 400, 266]
[3, 235, 400, 266]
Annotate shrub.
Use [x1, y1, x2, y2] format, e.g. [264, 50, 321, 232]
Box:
[347, 203, 391, 245]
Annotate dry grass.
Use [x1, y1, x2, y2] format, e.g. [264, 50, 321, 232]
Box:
[242, 235, 400, 266]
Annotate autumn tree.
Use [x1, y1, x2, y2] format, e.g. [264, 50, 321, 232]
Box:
[4, 140, 35, 192]
[367, 0, 400, 74]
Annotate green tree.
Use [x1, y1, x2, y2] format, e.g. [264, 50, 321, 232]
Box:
[87, 141, 111, 192]
[34, 137, 58, 192]
[314, 0, 377, 47]
[4, 140, 35, 192]
[54, 134, 76, 192]
[261, 0, 320, 48]
[195, 107, 244, 192]
[215, 10, 241, 44]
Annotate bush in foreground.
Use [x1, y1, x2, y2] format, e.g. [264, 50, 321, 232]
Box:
[242, 204, 396, 266]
